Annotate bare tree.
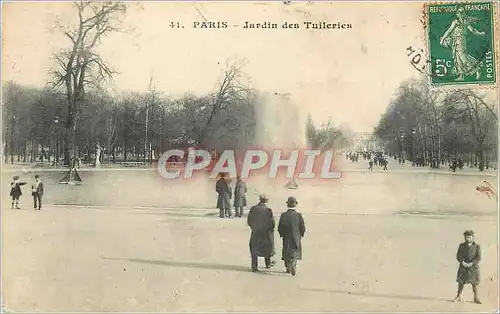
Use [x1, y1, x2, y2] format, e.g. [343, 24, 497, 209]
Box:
[51, 1, 126, 165]
[105, 112, 117, 164]
[445, 90, 497, 171]
[197, 58, 250, 146]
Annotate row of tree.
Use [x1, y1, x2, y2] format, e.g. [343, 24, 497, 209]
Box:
[306, 115, 351, 151]
[2, 75, 259, 165]
[374, 78, 497, 171]
[3, 1, 352, 166]
[2, 1, 264, 165]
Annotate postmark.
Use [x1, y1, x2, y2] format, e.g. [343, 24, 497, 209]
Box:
[425, 2, 498, 88]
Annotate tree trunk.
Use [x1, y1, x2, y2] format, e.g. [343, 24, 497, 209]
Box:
[4, 131, 8, 164]
[477, 142, 485, 171]
[23, 142, 27, 163]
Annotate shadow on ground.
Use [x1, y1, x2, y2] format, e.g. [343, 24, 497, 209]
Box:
[102, 257, 287, 276]
[301, 288, 453, 303]
[134, 212, 218, 219]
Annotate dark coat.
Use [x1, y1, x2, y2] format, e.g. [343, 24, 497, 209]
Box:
[233, 181, 247, 207]
[456, 242, 481, 284]
[10, 181, 27, 197]
[31, 180, 44, 196]
[278, 209, 305, 261]
[215, 178, 231, 210]
[247, 203, 275, 257]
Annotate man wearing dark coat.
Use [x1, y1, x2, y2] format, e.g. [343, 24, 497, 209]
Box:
[247, 195, 276, 272]
[31, 174, 44, 211]
[233, 176, 247, 218]
[216, 173, 232, 218]
[453, 230, 482, 304]
[278, 196, 305, 276]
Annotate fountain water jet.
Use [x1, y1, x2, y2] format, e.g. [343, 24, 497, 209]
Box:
[251, 91, 309, 189]
[254, 91, 308, 151]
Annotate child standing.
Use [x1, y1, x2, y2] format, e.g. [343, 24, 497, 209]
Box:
[9, 176, 27, 209]
[453, 230, 482, 304]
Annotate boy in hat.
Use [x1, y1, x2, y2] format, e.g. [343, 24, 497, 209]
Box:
[453, 230, 482, 304]
[9, 175, 27, 209]
[278, 196, 305, 276]
[31, 174, 44, 210]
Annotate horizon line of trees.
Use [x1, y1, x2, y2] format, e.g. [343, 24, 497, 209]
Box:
[373, 78, 497, 171]
[2, 77, 261, 165]
[2, 80, 353, 166]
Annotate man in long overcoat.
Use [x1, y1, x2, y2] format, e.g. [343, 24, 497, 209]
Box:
[278, 196, 305, 276]
[233, 176, 247, 218]
[453, 230, 482, 304]
[247, 195, 276, 272]
[216, 173, 232, 218]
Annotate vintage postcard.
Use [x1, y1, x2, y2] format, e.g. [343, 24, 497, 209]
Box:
[1, 1, 498, 312]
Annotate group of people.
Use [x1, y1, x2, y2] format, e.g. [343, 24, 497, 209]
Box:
[9, 174, 44, 210]
[368, 156, 388, 171]
[247, 195, 305, 275]
[215, 173, 306, 275]
[215, 173, 247, 218]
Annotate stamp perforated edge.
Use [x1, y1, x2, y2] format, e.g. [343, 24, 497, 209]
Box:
[422, 1, 499, 90]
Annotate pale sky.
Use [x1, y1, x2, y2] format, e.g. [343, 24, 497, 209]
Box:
[2, 1, 427, 133]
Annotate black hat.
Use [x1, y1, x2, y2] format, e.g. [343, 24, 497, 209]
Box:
[464, 230, 475, 237]
[286, 196, 298, 206]
[35, 174, 40, 179]
[259, 194, 269, 202]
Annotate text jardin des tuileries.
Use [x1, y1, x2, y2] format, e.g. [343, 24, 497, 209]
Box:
[169, 21, 353, 29]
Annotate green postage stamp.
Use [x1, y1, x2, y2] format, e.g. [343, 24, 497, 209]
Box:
[426, 2, 498, 87]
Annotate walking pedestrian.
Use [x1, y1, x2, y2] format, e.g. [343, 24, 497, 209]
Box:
[278, 196, 305, 276]
[247, 195, 276, 272]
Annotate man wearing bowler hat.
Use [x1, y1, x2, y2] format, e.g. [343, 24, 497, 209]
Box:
[278, 196, 305, 276]
[247, 195, 276, 272]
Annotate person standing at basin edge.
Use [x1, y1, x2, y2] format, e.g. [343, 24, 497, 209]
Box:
[10, 175, 27, 209]
[233, 176, 247, 218]
[247, 195, 276, 272]
[216, 172, 232, 218]
[31, 174, 44, 210]
[278, 196, 305, 276]
[453, 230, 481, 304]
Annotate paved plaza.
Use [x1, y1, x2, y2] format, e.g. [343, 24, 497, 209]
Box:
[2, 160, 498, 312]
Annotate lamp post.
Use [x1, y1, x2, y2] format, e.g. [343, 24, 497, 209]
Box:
[411, 128, 417, 165]
[400, 132, 405, 160]
[53, 116, 59, 164]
